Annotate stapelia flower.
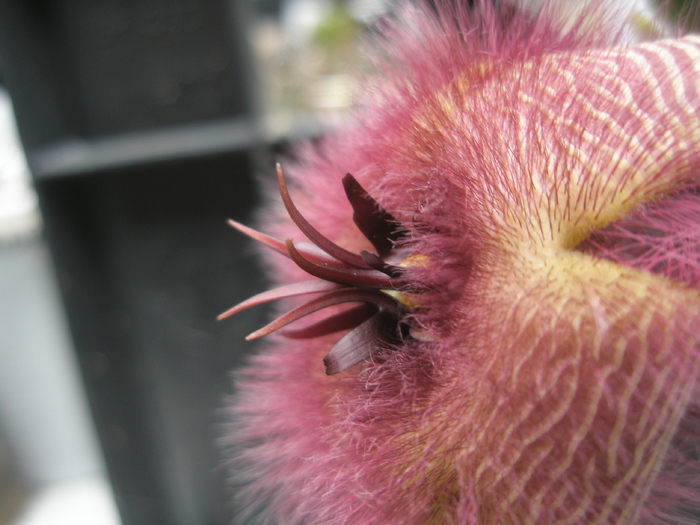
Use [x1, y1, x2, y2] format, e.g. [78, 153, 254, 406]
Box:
[222, 1, 700, 523]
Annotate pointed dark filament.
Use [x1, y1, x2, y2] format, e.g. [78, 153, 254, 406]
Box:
[228, 219, 353, 267]
[227, 219, 289, 258]
[281, 303, 378, 339]
[245, 287, 402, 341]
[276, 164, 371, 269]
[217, 280, 342, 320]
[342, 174, 406, 258]
[286, 240, 406, 289]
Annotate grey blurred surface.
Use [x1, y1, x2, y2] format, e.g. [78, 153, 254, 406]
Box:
[0, 86, 117, 524]
[0, 236, 104, 486]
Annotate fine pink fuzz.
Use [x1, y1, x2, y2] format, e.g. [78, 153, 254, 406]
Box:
[224, 1, 700, 523]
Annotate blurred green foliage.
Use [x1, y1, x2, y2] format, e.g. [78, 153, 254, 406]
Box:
[313, 3, 360, 51]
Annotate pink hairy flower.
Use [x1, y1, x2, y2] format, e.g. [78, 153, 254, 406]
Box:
[222, 1, 700, 523]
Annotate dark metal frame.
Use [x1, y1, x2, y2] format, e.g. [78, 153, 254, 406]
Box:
[0, 1, 273, 523]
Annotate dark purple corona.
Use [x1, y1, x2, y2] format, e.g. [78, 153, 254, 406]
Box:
[219, 164, 418, 374]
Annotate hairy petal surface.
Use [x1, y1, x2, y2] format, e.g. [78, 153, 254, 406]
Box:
[225, 2, 700, 524]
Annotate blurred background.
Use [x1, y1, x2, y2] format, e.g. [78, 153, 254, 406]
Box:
[0, 1, 391, 524]
[0, 0, 690, 524]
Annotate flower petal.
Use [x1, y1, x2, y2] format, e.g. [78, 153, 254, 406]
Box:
[342, 173, 406, 257]
[323, 309, 398, 375]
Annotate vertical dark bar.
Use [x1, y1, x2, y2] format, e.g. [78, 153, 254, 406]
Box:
[0, 1, 270, 523]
